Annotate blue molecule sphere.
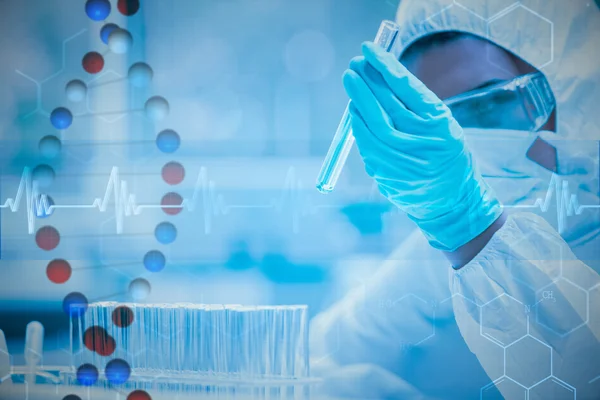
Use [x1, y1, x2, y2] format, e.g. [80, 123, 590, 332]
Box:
[128, 62, 153, 88]
[32, 164, 56, 189]
[63, 395, 82, 400]
[50, 107, 73, 130]
[154, 222, 177, 244]
[33, 194, 54, 219]
[76, 363, 99, 386]
[100, 23, 119, 44]
[105, 359, 131, 385]
[39, 135, 61, 159]
[85, 0, 111, 21]
[63, 292, 88, 317]
[143, 250, 166, 272]
[156, 129, 180, 153]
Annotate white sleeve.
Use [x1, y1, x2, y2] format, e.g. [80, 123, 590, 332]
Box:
[310, 229, 452, 373]
[451, 212, 600, 400]
[310, 230, 497, 399]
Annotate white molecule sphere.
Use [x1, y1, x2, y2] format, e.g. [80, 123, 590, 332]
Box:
[144, 96, 170, 121]
[39, 135, 62, 159]
[128, 62, 153, 88]
[129, 278, 151, 300]
[108, 28, 133, 54]
[65, 80, 87, 102]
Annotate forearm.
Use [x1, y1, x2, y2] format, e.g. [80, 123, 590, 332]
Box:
[450, 212, 600, 399]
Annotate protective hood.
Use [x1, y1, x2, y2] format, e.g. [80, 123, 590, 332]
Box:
[392, 0, 600, 141]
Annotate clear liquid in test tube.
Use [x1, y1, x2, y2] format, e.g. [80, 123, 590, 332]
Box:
[316, 20, 400, 194]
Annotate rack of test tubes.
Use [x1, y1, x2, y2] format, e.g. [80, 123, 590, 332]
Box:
[0, 303, 324, 400]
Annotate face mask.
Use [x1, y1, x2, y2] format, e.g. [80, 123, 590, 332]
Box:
[464, 127, 600, 259]
[464, 128, 542, 180]
[463, 128, 558, 213]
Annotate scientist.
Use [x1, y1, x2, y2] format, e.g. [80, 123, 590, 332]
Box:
[310, 0, 600, 398]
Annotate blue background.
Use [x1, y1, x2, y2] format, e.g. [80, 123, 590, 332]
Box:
[0, 0, 413, 342]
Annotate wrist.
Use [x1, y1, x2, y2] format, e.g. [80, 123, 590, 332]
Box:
[444, 212, 507, 269]
[410, 174, 503, 252]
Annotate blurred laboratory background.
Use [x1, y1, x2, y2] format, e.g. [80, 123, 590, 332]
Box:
[0, 0, 414, 360]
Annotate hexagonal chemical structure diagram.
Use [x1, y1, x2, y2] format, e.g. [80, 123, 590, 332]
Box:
[561, 255, 600, 291]
[488, 5, 553, 70]
[481, 376, 527, 400]
[455, 0, 517, 20]
[391, 294, 435, 346]
[481, 294, 528, 346]
[506, 336, 552, 388]
[536, 279, 588, 337]
[14, 70, 41, 119]
[529, 377, 575, 400]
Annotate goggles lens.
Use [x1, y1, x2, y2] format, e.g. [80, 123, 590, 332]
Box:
[444, 72, 556, 131]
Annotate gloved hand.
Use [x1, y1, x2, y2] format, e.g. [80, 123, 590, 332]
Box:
[343, 41, 502, 252]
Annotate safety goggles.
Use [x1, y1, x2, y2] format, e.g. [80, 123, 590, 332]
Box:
[444, 72, 556, 132]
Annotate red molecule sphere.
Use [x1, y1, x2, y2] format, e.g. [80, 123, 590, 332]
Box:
[118, 0, 140, 16]
[127, 390, 152, 400]
[96, 336, 116, 356]
[83, 326, 106, 352]
[161, 161, 185, 185]
[161, 192, 183, 215]
[82, 52, 105, 74]
[36, 226, 60, 251]
[112, 305, 134, 328]
[46, 259, 72, 284]
[83, 326, 116, 356]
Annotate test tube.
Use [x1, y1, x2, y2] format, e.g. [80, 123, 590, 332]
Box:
[24, 321, 44, 386]
[0, 329, 11, 384]
[316, 20, 400, 193]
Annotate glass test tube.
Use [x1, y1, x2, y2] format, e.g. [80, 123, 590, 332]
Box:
[316, 20, 400, 194]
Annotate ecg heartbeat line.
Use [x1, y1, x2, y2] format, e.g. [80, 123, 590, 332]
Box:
[4, 168, 597, 236]
[0, 166, 331, 235]
[503, 173, 600, 233]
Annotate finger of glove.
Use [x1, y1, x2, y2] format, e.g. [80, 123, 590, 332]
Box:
[349, 103, 457, 216]
[348, 56, 426, 132]
[348, 102, 434, 180]
[342, 68, 395, 137]
[361, 41, 448, 119]
[345, 86, 454, 169]
[348, 100, 388, 179]
[343, 68, 434, 155]
[350, 56, 464, 165]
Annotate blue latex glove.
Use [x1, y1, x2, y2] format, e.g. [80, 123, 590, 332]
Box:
[343, 42, 502, 252]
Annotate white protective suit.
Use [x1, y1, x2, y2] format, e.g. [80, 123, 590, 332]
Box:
[310, 1, 600, 399]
